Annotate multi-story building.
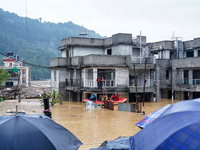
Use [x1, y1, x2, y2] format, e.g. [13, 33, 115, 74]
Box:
[50, 33, 156, 102]
[1, 52, 31, 88]
[50, 33, 200, 102]
[149, 37, 200, 100]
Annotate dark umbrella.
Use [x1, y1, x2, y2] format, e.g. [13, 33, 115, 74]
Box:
[90, 137, 130, 150]
[130, 98, 200, 150]
[135, 104, 171, 129]
[0, 114, 82, 150]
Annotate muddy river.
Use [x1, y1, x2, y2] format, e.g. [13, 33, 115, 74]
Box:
[0, 99, 180, 150]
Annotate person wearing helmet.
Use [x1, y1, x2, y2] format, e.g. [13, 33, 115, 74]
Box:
[89, 93, 96, 102]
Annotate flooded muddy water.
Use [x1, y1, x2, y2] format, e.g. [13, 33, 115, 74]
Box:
[0, 99, 180, 150]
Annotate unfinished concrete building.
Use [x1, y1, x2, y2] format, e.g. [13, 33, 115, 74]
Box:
[50, 33, 156, 102]
[148, 37, 200, 100]
[50, 33, 200, 102]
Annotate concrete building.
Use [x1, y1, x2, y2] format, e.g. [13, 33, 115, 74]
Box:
[1, 52, 31, 88]
[148, 37, 200, 100]
[51, 33, 200, 102]
[50, 33, 156, 102]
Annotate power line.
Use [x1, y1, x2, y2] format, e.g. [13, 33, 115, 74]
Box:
[0, 52, 51, 69]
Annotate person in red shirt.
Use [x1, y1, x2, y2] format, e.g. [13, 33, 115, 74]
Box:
[111, 94, 115, 101]
[115, 93, 119, 101]
[97, 76, 102, 89]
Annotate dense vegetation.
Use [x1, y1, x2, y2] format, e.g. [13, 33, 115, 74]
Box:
[0, 8, 102, 80]
[0, 68, 9, 86]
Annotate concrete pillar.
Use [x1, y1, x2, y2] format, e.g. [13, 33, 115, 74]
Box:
[82, 69, 86, 87]
[83, 92, 86, 100]
[93, 68, 97, 87]
[156, 64, 160, 102]
[194, 49, 198, 57]
[69, 91, 73, 101]
[77, 92, 80, 102]
[73, 69, 77, 80]
[189, 70, 193, 85]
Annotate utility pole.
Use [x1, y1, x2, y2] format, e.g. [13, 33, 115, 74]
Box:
[140, 31, 142, 64]
[180, 70, 182, 101]
[134, 64, 138, 112]
[143, 58, 146, 106]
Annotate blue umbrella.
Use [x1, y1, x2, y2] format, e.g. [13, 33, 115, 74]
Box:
[135, 105, 171, 129]
[90, 137, 130, 150]
[0, 114, 82, 150]
[130, 98, 200, 150]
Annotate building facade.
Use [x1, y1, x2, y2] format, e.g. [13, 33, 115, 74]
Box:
[50, 33, 156, 102]
[1, 52, 31, 88]
[50, 33, 200, 102]
[148, 37, 200, 100]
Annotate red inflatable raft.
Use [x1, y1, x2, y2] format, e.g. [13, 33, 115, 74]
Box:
[83, 98, 127, 105]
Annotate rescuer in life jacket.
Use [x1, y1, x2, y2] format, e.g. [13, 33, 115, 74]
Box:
[89, 93, 96, 102]
[115, 93, 119, 101]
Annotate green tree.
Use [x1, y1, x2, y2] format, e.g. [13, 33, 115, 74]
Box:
[0, 68, 9, 86]
[40, 91, 61, 106]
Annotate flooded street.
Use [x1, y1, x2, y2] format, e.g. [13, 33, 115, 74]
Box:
[0, 99, 180, 150]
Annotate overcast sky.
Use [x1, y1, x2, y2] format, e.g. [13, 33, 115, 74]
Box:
[0, 0, 200, 42]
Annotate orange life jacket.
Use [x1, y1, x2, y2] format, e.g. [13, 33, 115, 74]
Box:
[98, 78, 101, 82]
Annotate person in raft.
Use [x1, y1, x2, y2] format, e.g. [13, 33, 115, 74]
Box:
[89, 93, 96, 102]
[98, 95, 102, 101]
[111, 94, 115, 101]
[115, 93, 119, 101]
[111, 93, 119, 101]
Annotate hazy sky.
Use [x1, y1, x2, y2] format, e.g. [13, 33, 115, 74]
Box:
[1, 0, 200, 42]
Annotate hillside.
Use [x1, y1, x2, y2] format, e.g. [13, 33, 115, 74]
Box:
[0, 8, 102, 80]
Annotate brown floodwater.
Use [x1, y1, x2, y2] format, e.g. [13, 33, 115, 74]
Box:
[0, 99, 181, 150]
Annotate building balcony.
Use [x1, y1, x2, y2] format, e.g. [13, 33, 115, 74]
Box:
[85, 80, 115, 88]
[70, 55, 131, 67]
[50, 57, 67, 67]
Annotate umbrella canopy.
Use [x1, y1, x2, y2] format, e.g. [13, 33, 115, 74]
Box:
[0, 114, 82, 150]
[135, 104, 171, 129]
[130, 98, 200, 150]
[90, 137, 130, 150]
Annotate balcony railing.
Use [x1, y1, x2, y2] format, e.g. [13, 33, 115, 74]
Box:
[86, 80, 115, 88]
[181, 79, 200, 85]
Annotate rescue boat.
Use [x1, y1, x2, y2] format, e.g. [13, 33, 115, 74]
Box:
[83, 98, 127, 105]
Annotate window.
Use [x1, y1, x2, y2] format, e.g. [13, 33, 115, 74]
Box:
[9, 63, 12, 67]
[166, 70, 169, 79]
[107, 49, 112, 55]
[198, 50, 200, 57]
[184, 70, 189, 84]
[22, 71, 26, 76]
[22, 80, 26, 83]
[186, 51, 194, 58]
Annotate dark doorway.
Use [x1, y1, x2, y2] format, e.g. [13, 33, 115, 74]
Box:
[6, 82, 13, 87]
[193, 92, 200, 99]
[129, 93, 151, 102]
[184, 91, 189, 100]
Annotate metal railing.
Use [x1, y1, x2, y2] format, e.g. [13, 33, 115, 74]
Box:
[180, 79, 200, 85]
[86, 80, 115, 88]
